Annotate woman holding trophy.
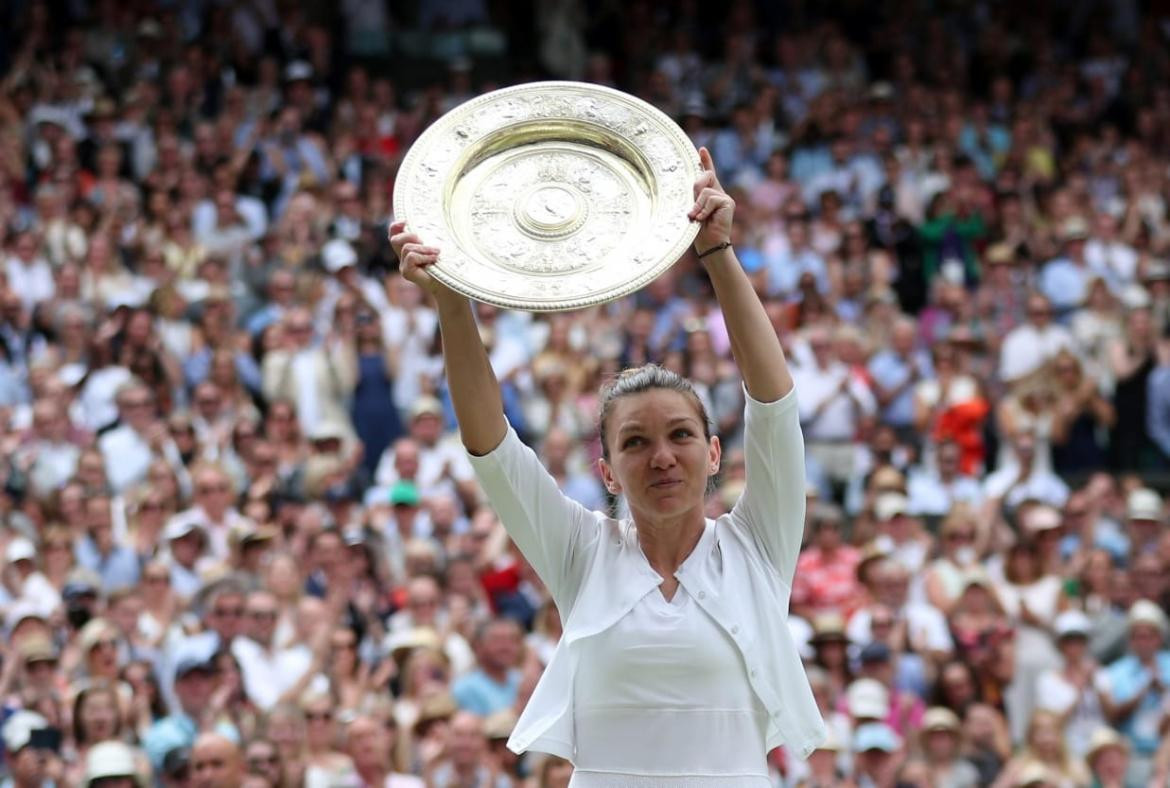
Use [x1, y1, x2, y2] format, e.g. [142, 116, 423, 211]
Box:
[390, 146, 824, 785]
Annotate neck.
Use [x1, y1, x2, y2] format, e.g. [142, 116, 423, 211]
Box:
[355, 761, 384, 783]
[632, 508, 706, 576]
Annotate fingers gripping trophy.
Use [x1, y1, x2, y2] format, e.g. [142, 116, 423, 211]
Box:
[391, 82, 825, 785]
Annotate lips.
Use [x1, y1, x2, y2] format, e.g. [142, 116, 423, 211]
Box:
[650, 479, 683, 489]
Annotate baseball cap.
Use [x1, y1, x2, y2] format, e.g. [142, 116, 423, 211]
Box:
[1053, 610, 1091, 640]
[410, 395, 444, 420]
[874, 493, 909, 521]
[852, 722, 901, 753]
[84, 741, 143, 787]
[859, 641, 892, 664]
[163, 515, 206, 543]
[321, 239, 357, 273]
[921, 707, 961, 734]
[389, 480, 421, 507]
[1022, 505, 1062, 533]
[5, 537, 36, 564]
[2, 710, 49, 753]
[173, 638, 219, 679]
[1127, 488, 1163, 522]
[5, 599, 49, 635]
[846, 678, 890, 720]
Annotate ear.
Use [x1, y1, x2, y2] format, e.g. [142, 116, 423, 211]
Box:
[598, 457, 622, 495]
[707, 435, 722, 477]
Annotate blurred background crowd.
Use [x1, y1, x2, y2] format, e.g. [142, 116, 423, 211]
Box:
[1, 0, 1170, 786]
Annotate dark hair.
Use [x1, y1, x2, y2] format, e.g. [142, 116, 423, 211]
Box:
[597, 364, 712, 460]
[72, 681, 123, 745]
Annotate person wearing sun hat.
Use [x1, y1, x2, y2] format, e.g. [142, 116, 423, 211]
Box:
[1094, 598, 1170, 781]
[916, 706, 979, 788]
[1085, 727, 1129, 788]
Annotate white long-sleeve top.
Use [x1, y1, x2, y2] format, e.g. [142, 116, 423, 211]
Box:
[467, 387, 826, 773]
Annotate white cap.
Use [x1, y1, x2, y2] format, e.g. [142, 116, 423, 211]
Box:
[1022, 505, 1062, 533]
[1054, 610, 1091, 639]
[2, 710, 48, 753]
[874, 493, 909, 521]
[1127, 599, 1169, 635]
[1127, 488, 1164, 522]
[163, 515, 206, 543]
[321, 239, 357, 273]
[5, 537, 36, 564]
[83, 741, 142, 787]
[846, 678, 890, 720]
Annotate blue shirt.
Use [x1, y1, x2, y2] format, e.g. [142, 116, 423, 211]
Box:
[867, 350, 931, 428]
[75, 538, 140, 592]
[1147, 364, 1170, 459]
[451, 668, 521, 717]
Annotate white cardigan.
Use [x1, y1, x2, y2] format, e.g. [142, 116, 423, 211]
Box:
[467, 387, 827, 761]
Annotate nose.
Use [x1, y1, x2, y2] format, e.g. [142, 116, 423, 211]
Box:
[649, 440, 677, 470]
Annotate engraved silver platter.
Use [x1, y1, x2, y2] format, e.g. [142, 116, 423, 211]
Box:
[392, 81, 701, 312]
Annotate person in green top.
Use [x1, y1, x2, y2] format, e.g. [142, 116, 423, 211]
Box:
[919, 184, 987, 290]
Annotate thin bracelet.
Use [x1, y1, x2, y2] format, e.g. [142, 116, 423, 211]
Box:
[696, 241, 732, 259]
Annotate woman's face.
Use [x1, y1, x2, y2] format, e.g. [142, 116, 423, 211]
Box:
[80, 691, 119, 742]
[599, 389, 718, 522]
[1030, 715, 1062, 757]
[303, 702, 335, 747]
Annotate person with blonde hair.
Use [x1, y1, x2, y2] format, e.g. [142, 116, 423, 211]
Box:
[990, 710, 1089, 788]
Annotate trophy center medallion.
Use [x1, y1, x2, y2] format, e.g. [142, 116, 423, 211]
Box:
[515, 184, 587, 238]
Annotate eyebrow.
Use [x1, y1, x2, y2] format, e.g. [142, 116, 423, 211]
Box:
[616, 416, 700, 436]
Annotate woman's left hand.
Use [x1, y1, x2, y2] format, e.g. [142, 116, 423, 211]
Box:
[689, 146, 734, 255]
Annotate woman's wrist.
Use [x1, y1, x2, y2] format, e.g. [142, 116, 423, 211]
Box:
[695, 239, 732, 259]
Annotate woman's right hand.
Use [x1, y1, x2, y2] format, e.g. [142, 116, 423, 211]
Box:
[388, 220, 454, 301]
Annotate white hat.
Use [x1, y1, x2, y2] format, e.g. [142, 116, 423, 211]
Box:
[1085, 726, 1129, 763]
[2, 710, 48, 753]
[1127, 488, 1164, 522]
[83, 741, 143, 787]
[163, 515, 206, 543]
[5, 537, 36, 564]
[5, 599, 49, 635]
[874, 493, 909, 521]
[1054, 610, 1092, 639]
[321, 239, 358, 273]
[1126, 599, 1169, 635]
[1022, 505, 1062, 533]
[846, 678, 890, 720]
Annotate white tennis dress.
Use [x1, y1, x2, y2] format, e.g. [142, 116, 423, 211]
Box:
[569, 574, 772, 787]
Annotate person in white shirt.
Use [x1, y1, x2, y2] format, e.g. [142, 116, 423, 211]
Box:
[998, 293, 1076, 384]
[388, 145, 826, 785]
[4, 231, 55, 314]
[98, 379, 185, 494]
[231, 589, 312, 711]
[792, 326, 877, 487]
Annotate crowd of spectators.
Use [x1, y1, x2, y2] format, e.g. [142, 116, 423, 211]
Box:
[1, 0, 1170, 786]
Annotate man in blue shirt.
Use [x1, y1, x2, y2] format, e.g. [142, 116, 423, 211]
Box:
[143, 639, 237, 773]
[451, 618, 523, 717]
[1147, 332, 1170, 466]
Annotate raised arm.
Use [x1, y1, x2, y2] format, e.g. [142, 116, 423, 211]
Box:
[389, 221, 506, 456]
[690, 147, 793, 402]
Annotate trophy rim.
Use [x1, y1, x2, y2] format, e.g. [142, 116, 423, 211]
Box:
[393, 80, 701, 312]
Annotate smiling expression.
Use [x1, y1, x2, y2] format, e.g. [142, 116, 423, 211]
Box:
[599, 389, 720, 522]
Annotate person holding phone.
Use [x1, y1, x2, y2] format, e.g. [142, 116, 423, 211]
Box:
[389, 147, 825, 785]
